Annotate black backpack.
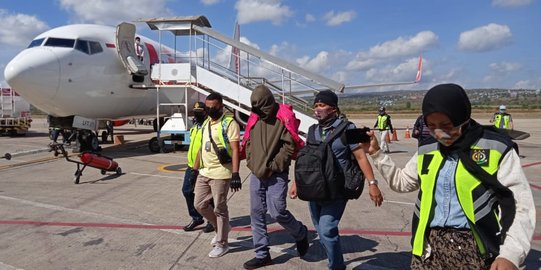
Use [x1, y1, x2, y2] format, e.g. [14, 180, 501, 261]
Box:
[295, 121, 365, 201]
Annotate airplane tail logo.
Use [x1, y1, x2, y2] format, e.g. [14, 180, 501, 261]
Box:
[229, 21, 240, 74]
[415, 54, 423, 82]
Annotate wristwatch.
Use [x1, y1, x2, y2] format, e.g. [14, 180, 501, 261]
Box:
[368, 180, 378, 186]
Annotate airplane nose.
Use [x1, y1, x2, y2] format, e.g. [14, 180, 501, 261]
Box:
[4, 47, 61, 100]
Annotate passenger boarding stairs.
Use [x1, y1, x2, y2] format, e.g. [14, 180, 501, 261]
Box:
[138, 16, 345, 136]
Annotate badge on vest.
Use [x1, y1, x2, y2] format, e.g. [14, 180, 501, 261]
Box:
[471, 149, 490, 166]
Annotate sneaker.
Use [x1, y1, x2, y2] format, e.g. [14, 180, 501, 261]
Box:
[208, 245, 229, 258]
[183, 219, 204, 232]
[202, 222, 214, 233]
[296, 226, 309, 257]
[243, 254, 273, 269]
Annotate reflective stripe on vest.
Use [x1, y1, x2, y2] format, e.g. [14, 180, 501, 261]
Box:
[413, 139, 504, 257]
[377, 115, 389, 130]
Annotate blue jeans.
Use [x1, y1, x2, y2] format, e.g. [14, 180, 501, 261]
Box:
[250, 172, 307, 258]
[309, 199, 348, 270]
[182, 167, 203, 221]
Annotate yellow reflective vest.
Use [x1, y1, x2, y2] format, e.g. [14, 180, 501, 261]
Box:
[413, 132, 515, 261]
[187, 124, 203, 167]
[493, 113, 511, 129]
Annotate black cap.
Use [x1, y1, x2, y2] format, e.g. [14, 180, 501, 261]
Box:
[314, 90, 338, 107]
[422, 83, 471, 126]
[192, 101, 206, 112]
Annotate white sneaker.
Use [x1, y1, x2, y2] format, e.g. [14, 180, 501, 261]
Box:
[208, 245, 229, 258]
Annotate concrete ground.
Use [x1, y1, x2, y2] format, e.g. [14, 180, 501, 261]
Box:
[0, 115, 539, 270]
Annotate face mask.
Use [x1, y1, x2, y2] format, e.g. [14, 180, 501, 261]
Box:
[193, 112, 206, 124]
[207, 107, 223, 120]
[429, 128, 459, 147]
[314, 107, 336, 125]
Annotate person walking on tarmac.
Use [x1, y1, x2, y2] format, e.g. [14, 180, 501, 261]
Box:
[366, 83, 535, 270]
[373, 106, 393, 153]
[192, 92, 241, 258]
[240, 85, 309, 269]
[181, 101, 214, 233]
[490, 105, 514, 130]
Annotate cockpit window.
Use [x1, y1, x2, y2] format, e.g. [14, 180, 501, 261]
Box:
[44, 38, 75, 48]
[75, 40, 90, 54]
[74, 39, 103, 55]
[89, 41, 103, 54]
[27, 38, 45, 48]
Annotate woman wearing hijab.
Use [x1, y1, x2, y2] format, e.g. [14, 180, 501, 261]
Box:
[366, 84, 535, 269]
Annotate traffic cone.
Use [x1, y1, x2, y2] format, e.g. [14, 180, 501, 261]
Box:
[385, 131, 391, 143]
[405, 127, 411, 139]
[392, 129, 399, 141]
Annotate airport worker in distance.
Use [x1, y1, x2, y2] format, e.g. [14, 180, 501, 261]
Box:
[491, 105, 514, 130]
[366, 83, 535, 270]
[240, 84, 309, 269]
[373, 106, 393, 153]
[290, 90, 384, 270]
[181, 101, 214, 233]
[134, 36, 144, 61]
[192, 92, 241, 258]
[412, 114, 431, 145]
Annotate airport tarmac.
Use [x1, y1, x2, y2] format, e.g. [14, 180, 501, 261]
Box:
[0, 116, 540, 270]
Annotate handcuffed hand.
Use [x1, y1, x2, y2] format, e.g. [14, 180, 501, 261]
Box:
[189, 169, 199, 190]
[230, 172, 242, 192]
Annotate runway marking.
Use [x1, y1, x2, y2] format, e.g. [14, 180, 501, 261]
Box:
[1, 219, 540, 240]
[522, 161, 541, 168]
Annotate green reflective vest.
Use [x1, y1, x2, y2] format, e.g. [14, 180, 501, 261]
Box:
[493, 113, 511, 129]
[413, 134, 514, 261]
[377, 114, 390, 130]
[187, 124, 203, 167]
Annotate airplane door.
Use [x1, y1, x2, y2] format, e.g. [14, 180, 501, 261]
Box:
[115, 22, 148, 76]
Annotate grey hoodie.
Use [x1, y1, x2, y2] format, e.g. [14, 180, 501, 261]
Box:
[246, 85, 295, 179]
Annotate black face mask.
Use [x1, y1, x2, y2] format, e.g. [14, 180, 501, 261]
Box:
[193, 112, 206, 124]
[207, 107, 223, 120]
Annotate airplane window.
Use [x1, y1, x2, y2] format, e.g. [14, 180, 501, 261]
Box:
[44, 38, 75, 48]
[89, 41, 103, 54]
[75, 40, 90, 54]
[27, 38, 45, 48]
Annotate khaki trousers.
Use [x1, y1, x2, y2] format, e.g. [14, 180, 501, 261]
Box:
[194, 175, 230, 247]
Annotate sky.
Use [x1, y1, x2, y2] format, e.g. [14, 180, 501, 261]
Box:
[1, 0, 540, 91]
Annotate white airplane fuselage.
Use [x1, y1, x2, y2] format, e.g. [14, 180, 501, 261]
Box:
[4, 24, 178, 120]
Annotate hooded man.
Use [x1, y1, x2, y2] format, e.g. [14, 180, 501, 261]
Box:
[242, 84, 308, 269]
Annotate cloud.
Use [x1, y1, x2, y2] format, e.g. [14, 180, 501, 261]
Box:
[492, 0, 532, 7]
[0, 10, 50, 47]
[201, 0, 221, 5]
[514, 79, 541, 89]
[323, 10, 356, 26]
[346, 31, 438, 70]
[364, 57, 424, 83]
[489, 62, 522, 73]
[305, 14, 316, 23]
[457, 23, 512, 52]
[235, 0, 293, 25]
[59, 0, 171, 25]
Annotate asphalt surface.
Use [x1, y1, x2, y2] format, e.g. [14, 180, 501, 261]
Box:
[0, 116, 540, 270]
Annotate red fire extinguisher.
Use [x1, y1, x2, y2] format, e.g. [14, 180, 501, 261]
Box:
[80, 152, 118, 171]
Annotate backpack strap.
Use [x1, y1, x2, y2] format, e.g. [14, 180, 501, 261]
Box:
[324, 120, 350, 144]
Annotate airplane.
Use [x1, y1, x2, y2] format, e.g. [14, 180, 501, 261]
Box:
[4, 16, 422, 152]
[4, 22, 194, 151]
